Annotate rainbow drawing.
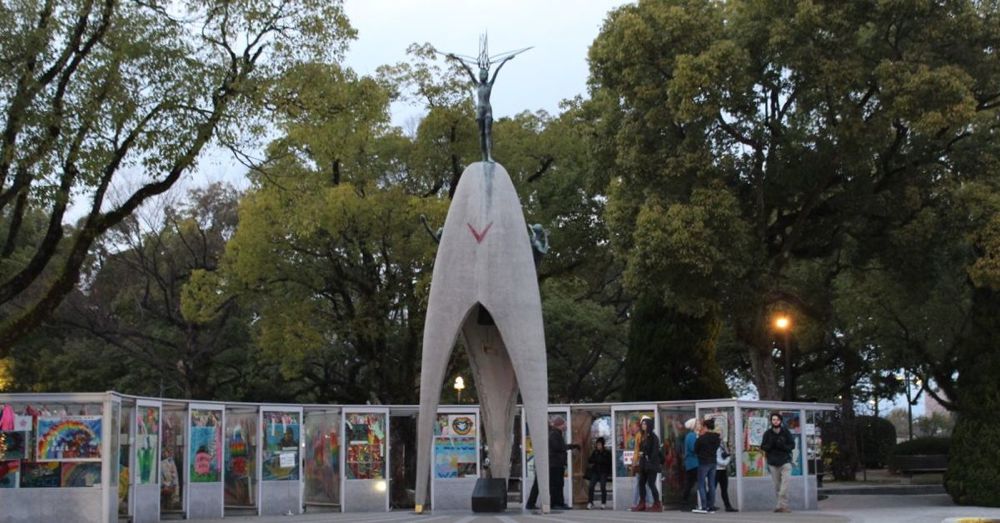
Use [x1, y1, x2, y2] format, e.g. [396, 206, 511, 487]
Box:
[36, 416, 102, 462]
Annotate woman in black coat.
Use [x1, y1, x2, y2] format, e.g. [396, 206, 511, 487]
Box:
[635, 417, 662, 512]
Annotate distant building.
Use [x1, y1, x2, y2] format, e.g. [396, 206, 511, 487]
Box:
[924, 388, 951, 417]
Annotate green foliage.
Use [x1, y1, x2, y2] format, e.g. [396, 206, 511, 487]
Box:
[588, 0, 1000, 400]
[855, 416, 897, 469]
[542, 278, 627, 402]
[945, 287, 1000, 506]
[0, 0, 357, 348]
[622, 294, 729, 401]
[946, 417, 1000, 506]
[892, 437, 951, 457]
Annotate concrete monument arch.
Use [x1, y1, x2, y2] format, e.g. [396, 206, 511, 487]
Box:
[414, 161, 551, 513]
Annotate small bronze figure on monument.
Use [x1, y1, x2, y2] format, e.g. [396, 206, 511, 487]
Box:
[439, 34, 531, 162]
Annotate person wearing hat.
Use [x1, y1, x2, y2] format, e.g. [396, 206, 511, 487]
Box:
[632, 416, 663, 512]
[526, 416, 579, 510]
[680, 418, 700, 509]
[586, 436, 612, 509]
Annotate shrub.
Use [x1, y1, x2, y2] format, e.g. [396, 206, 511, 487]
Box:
[856, 415, 896, 468]
[891, 437, 950, 456]
[945, 417, 1000, 506]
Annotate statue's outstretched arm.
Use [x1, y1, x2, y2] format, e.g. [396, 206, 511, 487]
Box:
[489, 55, 515, 86]
[420, 214, 441, 244]
[447, 53, 479, 84]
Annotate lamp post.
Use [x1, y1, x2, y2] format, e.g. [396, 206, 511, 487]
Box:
[454, 376, 465, 404]
[897, 371, 913, 441]
[773, 314, 793, 401]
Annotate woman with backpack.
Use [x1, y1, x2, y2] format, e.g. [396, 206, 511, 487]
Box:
[716, 441, 738, 512]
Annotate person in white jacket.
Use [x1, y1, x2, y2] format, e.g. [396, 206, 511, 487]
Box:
[715, 444, 738, 512]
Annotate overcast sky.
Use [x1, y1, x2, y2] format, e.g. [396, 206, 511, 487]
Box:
[342, 0, 630, 126]
[174, 0, 630, 194]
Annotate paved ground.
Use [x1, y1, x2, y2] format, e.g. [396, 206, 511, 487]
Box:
[186, 494, 1000, 523]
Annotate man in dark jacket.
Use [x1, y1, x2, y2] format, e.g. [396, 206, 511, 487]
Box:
[526, 417, 578, 510]
[586, 437, 612, 509]
[760, 412, 796, 513]
[693, 418, 721, 513]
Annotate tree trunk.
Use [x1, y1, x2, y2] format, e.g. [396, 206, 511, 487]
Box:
[737, 310, 780, 400]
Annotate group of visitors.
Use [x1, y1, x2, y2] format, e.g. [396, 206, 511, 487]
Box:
[527, 411, 795, 514]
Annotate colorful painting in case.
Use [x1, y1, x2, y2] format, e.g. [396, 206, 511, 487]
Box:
[0, 460, 19, 488]
[263, 411, 300, 481]
[20, 462, 61, 488]
[344, 413, 386, 480]
[136, 407, 159, 484]
[433, 414, 477, 479]
[304, 413, 340, 505]
[741, 449, 766, 477]
[189, 409, 222, 482]
[778, 411, 803, 476]
[61, 462, 102, 487]
[0, 431, 27, 461]
[36, 416, 102, 461]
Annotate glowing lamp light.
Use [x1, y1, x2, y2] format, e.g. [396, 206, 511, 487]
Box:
[773, 315, 791, 331]
[374, 480, 387, 492]
[454, 376, 465, 391]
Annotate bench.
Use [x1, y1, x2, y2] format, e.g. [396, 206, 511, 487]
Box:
[888, 454, 948, 474]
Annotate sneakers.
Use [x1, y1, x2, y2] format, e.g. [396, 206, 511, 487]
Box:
[586, 502, 594, 510]
[692, 507, 708, 514]
[726, 506, 739, 512]
[601, 502, 607, 510]
[707, 508, 717, 514]
[774, 507, 791, 513]
[630, 502, 646, 512]
[648, 502, 663, 512]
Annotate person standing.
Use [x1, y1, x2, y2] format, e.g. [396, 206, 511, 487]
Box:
[586, 437, 612, 509]
[715, 442, 737, 512]
[633, 417, 663, 512]
[629, 420, 650, 510]
[681, 418, 700, 509]
[526, 417, 577, 510]
[760, 412, 796, 513]
[693, 418, 720, 514]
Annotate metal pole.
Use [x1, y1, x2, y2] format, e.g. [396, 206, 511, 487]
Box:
[906, 373, 913, 441]
[784, 330, 792, 401]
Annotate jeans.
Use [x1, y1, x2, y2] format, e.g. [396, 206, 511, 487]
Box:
[638, 469, 659, 504]
[769, 463, 792, 510]
[631, 474, 653, 505]
[588, 472, 609, 504]
[696, 463, 716, 510]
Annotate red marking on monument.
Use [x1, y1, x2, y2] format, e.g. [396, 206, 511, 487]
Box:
[467, 222, 493, 243]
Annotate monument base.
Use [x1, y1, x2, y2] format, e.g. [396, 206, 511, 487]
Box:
[471, 478, 507, 513]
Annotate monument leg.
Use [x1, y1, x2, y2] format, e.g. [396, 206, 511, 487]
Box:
[462, 321, 518, 480]
[414, 304, 473, 513]
[488, 302, 550, 513]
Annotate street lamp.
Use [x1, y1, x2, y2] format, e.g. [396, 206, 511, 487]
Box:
[773, 314, 793, 401]
[454, 376, 465, 403]
[897, 371, 913, 441]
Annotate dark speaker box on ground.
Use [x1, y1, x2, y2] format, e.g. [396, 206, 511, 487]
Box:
[471, 477, 507, 513]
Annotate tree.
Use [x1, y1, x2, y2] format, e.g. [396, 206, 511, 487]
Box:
[0, 0, 355, 348]
[587, 0, 1000, 399]
[622, 294, 729, 401]
[6, 184, 273, 400]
